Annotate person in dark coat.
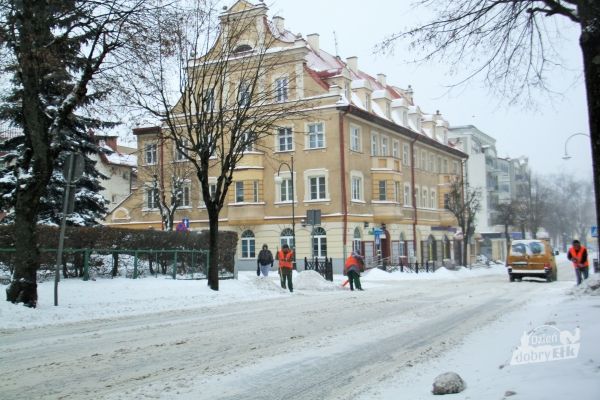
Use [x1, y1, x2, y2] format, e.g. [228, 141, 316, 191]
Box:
[257, 244, 274, 277]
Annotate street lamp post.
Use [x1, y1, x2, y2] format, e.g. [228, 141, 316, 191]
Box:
[275, 156, 295, 267]
[562, 132, 590, 160]
[562, 132, 599, 257]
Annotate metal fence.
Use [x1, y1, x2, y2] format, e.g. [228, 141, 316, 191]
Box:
[0, 248, 222, 282]
[303, 257, 333, 281]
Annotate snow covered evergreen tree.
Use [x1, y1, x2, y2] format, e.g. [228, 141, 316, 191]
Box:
[0, 128, 109, 226]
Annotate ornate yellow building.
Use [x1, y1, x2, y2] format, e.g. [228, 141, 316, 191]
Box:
[106, 1, 467, 272]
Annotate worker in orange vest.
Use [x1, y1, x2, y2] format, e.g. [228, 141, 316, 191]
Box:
[344, 251, 365, 291]
[567, 239, 589, 285]
[277, 244, 294, 292]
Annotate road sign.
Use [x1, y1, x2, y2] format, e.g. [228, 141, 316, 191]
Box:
[592, 226, 598, 238]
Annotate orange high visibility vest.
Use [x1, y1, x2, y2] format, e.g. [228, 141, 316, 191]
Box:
[569, 246, 589, 267]
[278, 250, 294, 269]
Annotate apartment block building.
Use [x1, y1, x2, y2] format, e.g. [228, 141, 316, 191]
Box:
[105, 0, 467, 272]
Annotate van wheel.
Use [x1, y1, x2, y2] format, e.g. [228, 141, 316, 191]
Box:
[546, 273, 553, 282]
[509, 274, 515, 282]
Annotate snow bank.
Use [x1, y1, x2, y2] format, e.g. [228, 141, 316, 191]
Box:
[295, 270, 339, 291]
[362, 264, 506, 282]
[568, 273, 600, 296]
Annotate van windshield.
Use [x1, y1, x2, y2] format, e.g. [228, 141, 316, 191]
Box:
[510, 241, 546, 256]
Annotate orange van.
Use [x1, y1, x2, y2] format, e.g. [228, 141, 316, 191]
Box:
[506, 239, 557, 282]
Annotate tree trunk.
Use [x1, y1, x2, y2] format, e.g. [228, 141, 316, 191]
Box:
[111, 253, 119, 277]
[578, 2, 600, 255]
[207, 207, 220, 291]
[6, 192, 43, 307]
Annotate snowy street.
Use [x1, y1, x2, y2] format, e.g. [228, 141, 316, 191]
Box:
[1, 256, 599, 399]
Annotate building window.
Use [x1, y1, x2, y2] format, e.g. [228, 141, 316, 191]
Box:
[431, 189, 437, 210]
[277, 127, 293, 152]
[365, 93, 371, 112]
[307, 122, 325, 149]
[380, 136, 389, 156]
[203, 89, 215, 112]
[280, 228, 294, 248]
[422, 187, 428, 208]
[421, 151, 427, 170]
[371, 133, 379, 156]
[235, 181, 244, 203]
[241, 230, 255, 259]
[403, 183, 411, 206]
[177, 183, 191, 207]
[444, 193, 450, 210]
[415, 187, 420, 207]
[174, 139, 188, 162]
[351, 175, 363, 201]
[385, 102, 391, 118]
[395, 181, 401, 203]
[238, 81, 251, 107]
[200, 182, 217, 207]
[353, 227, 362, 254]
[310, 176, 326, 200]
[312, 227, 327, 258]
[428, 154, 435, 172]
[392, 140, 400, 159]
[350, 125, 361, 152]
[378, 180, 387, 201]
[402, 143, 410, 166]
[279, 177, 293, 202]
[146, 187, 159, 209]
[241, 131, 256, 152]
[453, 160, 460, 175]
[275, 77, 288, 102]
[145, 143, 157, 165]
[252, 180, 259, 203]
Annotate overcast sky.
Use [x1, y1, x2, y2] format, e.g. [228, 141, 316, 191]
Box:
[264, 0, 592, 178]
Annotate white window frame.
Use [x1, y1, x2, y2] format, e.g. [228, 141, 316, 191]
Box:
[241, 131, 257, 152]
[304, 169, 329, 202]
[350, 171, 364, 202]
[394, 181, 401, 203]
[380, 135, 389, 156]
[241, 230, 256, 259]
[145, 186, 159, 210]
[145, 143, 157, 165]
[431, 189, 437, 210]
[199, 180, 217, 208]
[174, 139, 188, 162]
[392, 140, 400, 159]
[371, 132, 379, 156]
[312, 227, 327, 258]
[252, 180, 260, 203]
[276, 171, 295, 203]
[402, 143, 410, 166]
[378, 180, 387, 201]
[238, 80, 251, 107]
[275, 76, 289, 103]
[403, 183, 411, 206]
[235, 181, 244, 203]
[306, 122, 325, 149]
[422, 187, 428, 209]
[350, 125, 362, 152]
[276, 127, 294, 152]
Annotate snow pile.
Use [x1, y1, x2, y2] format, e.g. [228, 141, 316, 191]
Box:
[242, 275, 288, 293]
[363, 268, 393, 281]
[569, 274, 600, 296]
[295, 270, 338, 291]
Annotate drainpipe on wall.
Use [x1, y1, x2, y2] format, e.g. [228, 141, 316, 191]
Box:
[410, 136, 419, 263]
[339, 110, 349, 261]
[159, 128, 165, 231]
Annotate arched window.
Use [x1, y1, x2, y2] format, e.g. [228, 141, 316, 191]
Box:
[233, 44, 252, 53]
[312, 227, 327, 258]
[280, 228, 294, 249]
[241, 230, 255, 259]
[352, 227, 362, 254]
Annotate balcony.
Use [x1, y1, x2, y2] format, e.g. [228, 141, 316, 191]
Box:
[371, 201, 403, 219]
[227, 202, 265, 222]
[371, 156, 402, 173]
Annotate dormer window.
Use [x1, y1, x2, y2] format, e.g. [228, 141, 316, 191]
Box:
[233, 44, 252, 53]
[365, 93, 371, 112]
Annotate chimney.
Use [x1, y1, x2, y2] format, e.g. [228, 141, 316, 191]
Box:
[273, 16, 284, 31]
[377, 73, 387, 87]
[346, 56, 358, 73]
[307, 33, 319, 52]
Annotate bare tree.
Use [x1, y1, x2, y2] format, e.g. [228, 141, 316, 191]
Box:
[0, 0, 152, 307]
[120, 2, 309, 290]
[446, 177, 482, 265]
[493, 200, 518, 247]
[378, 0, 600, 259]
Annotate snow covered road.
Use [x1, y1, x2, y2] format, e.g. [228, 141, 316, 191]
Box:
[0, 268, 574, 400]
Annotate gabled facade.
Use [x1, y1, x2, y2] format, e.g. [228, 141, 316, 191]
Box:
[105, 1, 467, 272]
[91, 133, 137, 212]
